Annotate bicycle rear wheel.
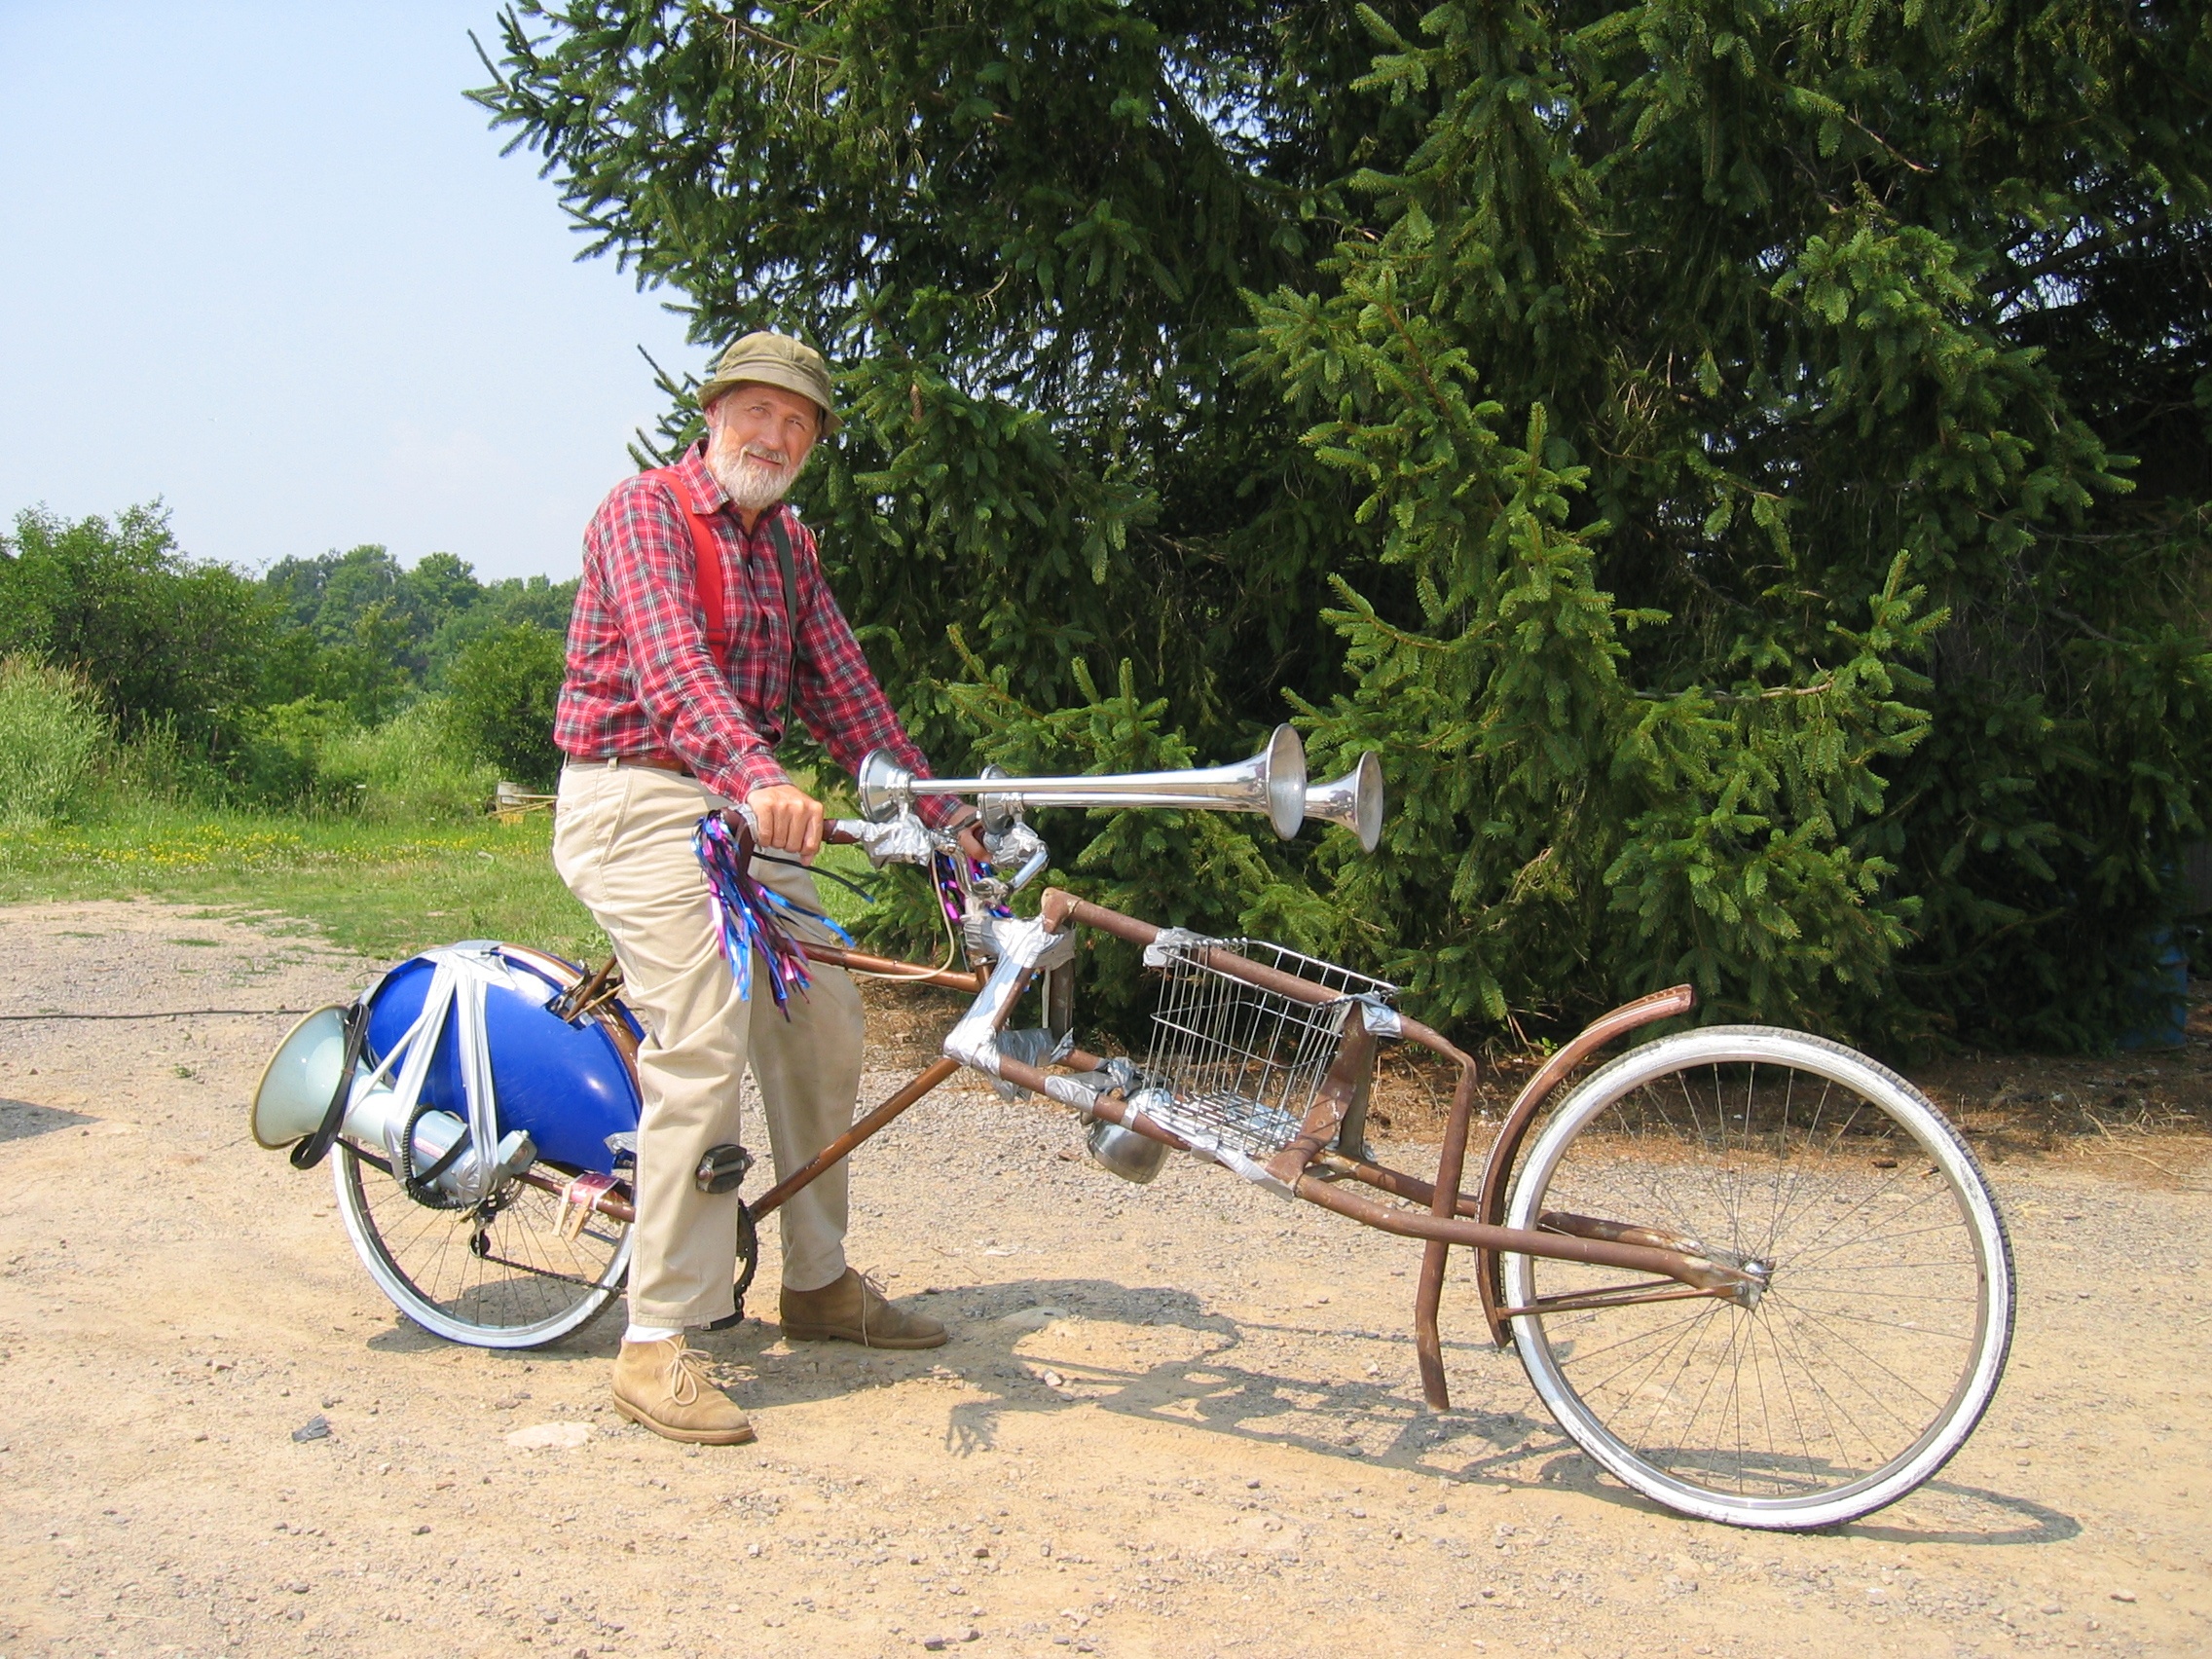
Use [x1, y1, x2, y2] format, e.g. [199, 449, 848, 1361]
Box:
[1500, 1026, 2011, 1529]
[334, 1148, 632, 1348]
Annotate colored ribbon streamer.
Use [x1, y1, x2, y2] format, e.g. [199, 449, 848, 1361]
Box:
[693, 814, 855, 1015]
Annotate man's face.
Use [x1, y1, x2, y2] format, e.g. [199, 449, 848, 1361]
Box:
[705, 383, 822, 512]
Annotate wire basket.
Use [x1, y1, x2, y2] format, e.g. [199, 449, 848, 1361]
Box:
[1136, 937, 1396, 1161]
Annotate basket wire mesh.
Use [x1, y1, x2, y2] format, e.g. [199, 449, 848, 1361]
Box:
[1135, 938, 1396, 1161]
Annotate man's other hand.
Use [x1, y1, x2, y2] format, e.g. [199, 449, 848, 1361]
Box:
[945, 805, 989, 864]
[747, 783, 825, 859]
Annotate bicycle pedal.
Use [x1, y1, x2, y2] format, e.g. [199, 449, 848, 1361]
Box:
[695, 1142, 755, 1195]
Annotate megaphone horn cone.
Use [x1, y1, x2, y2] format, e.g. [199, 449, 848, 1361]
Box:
[251, 1005, 354, 1151]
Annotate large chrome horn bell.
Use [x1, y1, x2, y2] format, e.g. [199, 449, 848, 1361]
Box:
[859, 723, 1310, 840]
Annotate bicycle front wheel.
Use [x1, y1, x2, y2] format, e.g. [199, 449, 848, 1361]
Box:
[1500, 1026, 2012, 1530]
[334, 1148, 632, 1349]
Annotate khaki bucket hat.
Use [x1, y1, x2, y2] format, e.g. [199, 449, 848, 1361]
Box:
[697, 331, 842, 436]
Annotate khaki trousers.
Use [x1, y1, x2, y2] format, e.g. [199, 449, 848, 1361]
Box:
[552, 760, 865, 1327]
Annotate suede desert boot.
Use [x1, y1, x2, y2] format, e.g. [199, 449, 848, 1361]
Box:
[780, 1268, 948, 1348]
[609, 1336, 756, 1444]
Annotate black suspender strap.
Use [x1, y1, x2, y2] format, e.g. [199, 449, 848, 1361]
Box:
[759, 509, 803, 745]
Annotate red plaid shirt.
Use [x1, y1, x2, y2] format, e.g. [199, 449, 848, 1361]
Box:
[554, 443, 952, 825]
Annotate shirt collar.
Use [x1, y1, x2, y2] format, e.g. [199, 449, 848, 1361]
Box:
[671, 441, 728, 516]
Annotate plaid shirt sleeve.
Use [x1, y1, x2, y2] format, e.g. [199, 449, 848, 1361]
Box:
[785, 520, 958, 829]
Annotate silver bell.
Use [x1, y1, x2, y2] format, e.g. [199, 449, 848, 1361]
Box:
[1086, 1098, 1168, 1184]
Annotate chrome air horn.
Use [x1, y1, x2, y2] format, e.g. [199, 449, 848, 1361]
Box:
[858, 723, 1311, 840]
[1303, 752, 1385, 852]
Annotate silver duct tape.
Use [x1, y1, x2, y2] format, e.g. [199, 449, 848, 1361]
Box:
[985, 821, 1047, 866]
[1351, 994, 1402, 1038]
[1216, 1147, 1297, 1198]
[1141, 928, 1215, 969]
[1043, 1074, 1100, 1110]
[835, 813, 937, 866]
[989, 1027, 1077, 1100]
[941, 918, 1074, 1078]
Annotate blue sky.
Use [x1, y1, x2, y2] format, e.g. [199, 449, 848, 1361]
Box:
[0, 1, 699, 581]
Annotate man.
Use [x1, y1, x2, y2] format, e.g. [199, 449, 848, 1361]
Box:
[552, 330, 977, 1445]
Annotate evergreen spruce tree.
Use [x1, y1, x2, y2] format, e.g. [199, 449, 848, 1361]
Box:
[477, 0, 2212, 1049]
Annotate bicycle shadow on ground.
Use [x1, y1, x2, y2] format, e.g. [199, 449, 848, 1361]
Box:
[688, 1273, 2075, 1548]
[351, 1274, 2074, 1547]
[694, 1274, 1576, 1476]
[1835, 1484, 2080, 1547]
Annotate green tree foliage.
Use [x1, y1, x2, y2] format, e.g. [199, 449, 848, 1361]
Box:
[0, 505, 274, 751]
[261, 544, 579, 719]
[477, 0, 1419, 760]
[0, 504, 578, 810]
[445, 623, 570, 788]
[469, 1, 2207, 1050]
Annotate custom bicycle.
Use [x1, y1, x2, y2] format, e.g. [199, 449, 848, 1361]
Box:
[253, 727, 2012, 1530]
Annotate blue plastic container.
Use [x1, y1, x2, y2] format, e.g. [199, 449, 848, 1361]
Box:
[362, 944, 644, 1173]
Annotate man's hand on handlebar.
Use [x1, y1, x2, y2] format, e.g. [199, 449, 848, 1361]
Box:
[944, 805, 989, 865]
[741, 787, 987, 866]
[745, 783, 826, 859]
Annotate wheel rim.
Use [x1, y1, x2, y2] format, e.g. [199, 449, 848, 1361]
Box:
[1502, 1030, 2011, 1528]
[334, 1147, 632, 1348]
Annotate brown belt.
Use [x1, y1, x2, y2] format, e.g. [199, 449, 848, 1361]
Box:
[587, 753, 694, 778]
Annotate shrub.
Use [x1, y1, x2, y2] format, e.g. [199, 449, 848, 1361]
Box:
[228, 697, 355, 807]
[92, 713, 228, 809]
[317, 700, 498, 822]
[0, 505, 274, 752]
[0, 656, 108, 830]
[446, 624, 567, 788]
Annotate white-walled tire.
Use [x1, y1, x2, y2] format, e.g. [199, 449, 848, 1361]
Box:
[1502, 1026, 2012, 1530]
[333, 1147, 632, 1349]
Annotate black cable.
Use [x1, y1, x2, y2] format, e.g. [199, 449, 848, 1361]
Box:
[748, 847, 879, 904]
[0, 1008, 314, 1021]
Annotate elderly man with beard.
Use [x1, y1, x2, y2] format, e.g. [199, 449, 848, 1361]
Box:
[551, 332, 978, 1445]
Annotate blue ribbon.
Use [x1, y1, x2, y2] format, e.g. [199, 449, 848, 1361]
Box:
[693, 814, 855, 1015]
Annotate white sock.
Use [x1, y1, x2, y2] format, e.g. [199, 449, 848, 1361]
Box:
[623, 1323, 683, 1346]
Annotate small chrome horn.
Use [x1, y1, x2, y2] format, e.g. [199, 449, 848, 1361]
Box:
[1305, 752, 1385, 852]
[857, 724, 1309, 840]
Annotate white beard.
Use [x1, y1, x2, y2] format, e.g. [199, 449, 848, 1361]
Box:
[708, 440, 807, 514]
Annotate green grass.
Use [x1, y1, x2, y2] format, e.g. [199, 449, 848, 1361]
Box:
[0, 799, 888, 971]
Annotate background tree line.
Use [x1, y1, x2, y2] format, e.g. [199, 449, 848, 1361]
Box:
[0, 502, 575, 807]
[475, 0, 2212, 1052]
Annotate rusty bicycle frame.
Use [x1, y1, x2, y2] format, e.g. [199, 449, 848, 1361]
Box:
[541, 840, 1757, 1414]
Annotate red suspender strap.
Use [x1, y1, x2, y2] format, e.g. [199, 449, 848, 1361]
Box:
[652, 469, 729, 657]
[648, 468, 803, 743]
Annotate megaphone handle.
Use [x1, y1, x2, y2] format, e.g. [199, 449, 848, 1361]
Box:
[288, 999, 370, 1171]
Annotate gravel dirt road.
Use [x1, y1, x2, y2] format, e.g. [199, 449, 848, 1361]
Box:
[1, 900, 2206, 1659]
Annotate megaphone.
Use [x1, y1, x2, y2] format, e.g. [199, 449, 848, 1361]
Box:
[1304, 752, 1384, 853]
[252, 1006, 533, 1201]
